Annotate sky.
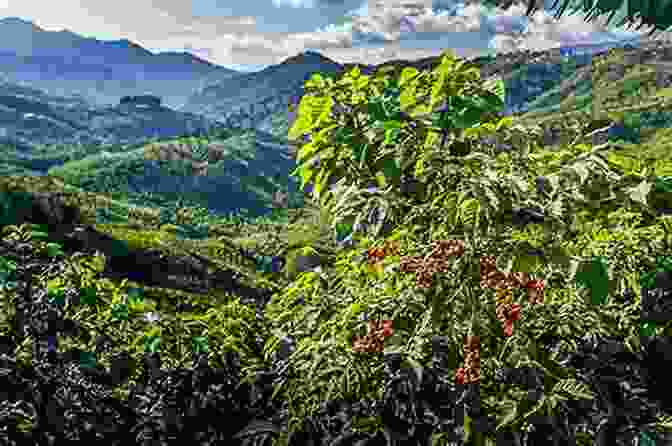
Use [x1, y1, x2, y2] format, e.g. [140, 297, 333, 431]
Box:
[0, 0, 668, 72]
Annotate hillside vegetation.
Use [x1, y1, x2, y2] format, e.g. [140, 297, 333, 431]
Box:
[0, 45, 672, 444]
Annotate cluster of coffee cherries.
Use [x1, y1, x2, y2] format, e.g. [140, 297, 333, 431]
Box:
[351, 319, 394, 353]
[366, 240, 401, 265]
[398, 239, 466, 289]
[455, 335, 481, 385]
[480, 255, 545, 337]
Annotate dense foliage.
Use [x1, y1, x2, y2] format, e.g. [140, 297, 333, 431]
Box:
[1, 48, 672, 446]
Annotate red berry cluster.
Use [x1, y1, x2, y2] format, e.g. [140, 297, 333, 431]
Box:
[352, 319, 394, 353]
[366, 240, 400, 265]
[480, 256, 545, 337]
[455, 335, 481, 385]
[399, 239, 466, 288]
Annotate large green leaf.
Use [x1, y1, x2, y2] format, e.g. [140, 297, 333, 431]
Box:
[454, 106, 488, 130]
[297, 141, 321, 164]
[290, 164, 317, 190]
[382, 127, 402, 146]
[332, 126, 355, 146]
[191, 336, 209, 353]
[575, 256, 610, 305]
[367, 98, 388, 123]
[398, 67, 421, 88]
[655, 176, 672, 192]
[288, 114, 315, 142]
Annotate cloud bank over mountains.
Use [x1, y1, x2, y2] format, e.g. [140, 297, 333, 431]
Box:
[0, 0, 662, 71]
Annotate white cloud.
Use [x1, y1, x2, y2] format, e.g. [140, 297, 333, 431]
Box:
[0, 0, 654, 69]
[272, 0, 316, 7]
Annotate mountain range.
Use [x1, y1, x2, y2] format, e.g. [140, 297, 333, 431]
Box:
[0, 17, 239, 110]
[2, 16, 672, 220]
[0, 16, 648, 122]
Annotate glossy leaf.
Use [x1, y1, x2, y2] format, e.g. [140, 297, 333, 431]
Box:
[191, 336, 209, 353]
[127, 287, 144, 305]
[398, 67, 420, 87]
[367, 100, 388, 123]
[331, 126, 355, 146]
[111, 303, 129, 322]
[655, 176, 672, 193]
[575, 256, 610, 305]
[79, 351, 97, 369]
[144, 335, 161, 353]
[335, 222, 353, 242]
[80, 286, 98, 305]
[641, 321, 657, 337]
[46, 243, 64, 257]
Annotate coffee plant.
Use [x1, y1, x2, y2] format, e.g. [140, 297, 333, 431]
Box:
[268, 48, 672, 443]
[1, 48, 672, 446]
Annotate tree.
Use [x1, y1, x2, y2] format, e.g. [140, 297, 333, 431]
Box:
[488, 0, 671, 38]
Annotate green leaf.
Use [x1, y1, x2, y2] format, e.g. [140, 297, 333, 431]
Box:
[347, 302, 363, 320]
[382, 120, 402, 131]
[374, 172, 388, 188]
[495, 116, 516, 131]
[398, 67, 420, 87]
[46, 242, 64, 257]
[335, 222, 353, 240]
[376, 157, 402, 183]
[640, 270, 657, 289]
[383, 128, 401, 146]
[313, 168, 330, 200]
[191, 336, 209, 353]
[655, 176, 672, 193]
[48, 293, 65, 306]
[144, 335, 161, 353]
[127, 287, 144, 304]
[430, 69, 447, 110]
[292, 164, 317, 191]
[78, 351, 97, 369]
[575, 257, 610, 305]
[29, 230, 49, 241]
[297, 141, 321, 163]
[111, 303, 129, 322]
[332, 126, 355, 146]
[288, 115, 314, 142]
[641, 321, 657, 337]
[355, 142, 370, 168]
[658, 255, 672, 273]
[454, 105, 487, 130]
[458, 198, 481, 228]
[367, 100, 388, 123]
[80, 286, 97, 305]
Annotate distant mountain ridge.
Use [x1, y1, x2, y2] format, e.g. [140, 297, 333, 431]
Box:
[181, 37, 650, 132]
[0, 79, 229, 150]
[0, 16, 240, 109]
[0, 16, 667, 157]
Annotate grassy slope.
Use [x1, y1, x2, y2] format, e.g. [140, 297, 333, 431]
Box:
[509, 48, 672, 130]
